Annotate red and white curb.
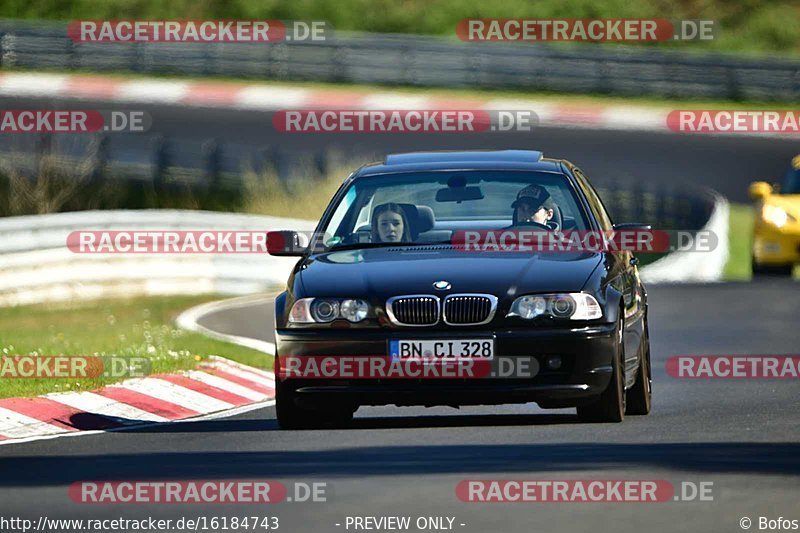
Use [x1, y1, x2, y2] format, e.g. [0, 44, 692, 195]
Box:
[0, 355, 275, 445]
[0, 72, 668, 132]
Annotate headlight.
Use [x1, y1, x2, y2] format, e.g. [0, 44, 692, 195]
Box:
[762, 204, 795, 228]
[289, 297, 371, 324]
[507, 293, 602, 321]
[311, 299, 339, 322]
[513, 295, 547, 319]
[289, 298, 315, 323]
[340, 299, 369, 322]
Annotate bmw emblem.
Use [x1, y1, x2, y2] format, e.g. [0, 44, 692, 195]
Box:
[433, 280, 451, 290]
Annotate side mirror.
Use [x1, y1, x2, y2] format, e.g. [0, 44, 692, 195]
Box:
[612, 223, 652, 231]
[266, 230, 308, 256]
[748, 181, 772, 200]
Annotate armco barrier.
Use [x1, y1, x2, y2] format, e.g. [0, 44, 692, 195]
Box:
[0, 210, 315, 306]
[0, 21, 798, 101]
[0, 199, 727, 308]
[638, 190, 729, 283]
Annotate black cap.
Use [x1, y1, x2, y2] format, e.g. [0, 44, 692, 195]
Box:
[511, 184, 554, 210]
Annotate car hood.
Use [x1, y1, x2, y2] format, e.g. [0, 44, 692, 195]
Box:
[296, 246, 603, 302]
[766, 194, 800, 214]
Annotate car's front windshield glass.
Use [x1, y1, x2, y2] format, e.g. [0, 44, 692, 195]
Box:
[319, 171, 590, 250]
[780, 166, 800, 194]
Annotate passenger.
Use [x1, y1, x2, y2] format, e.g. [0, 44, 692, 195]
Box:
[511, 184, 555, 227]
[371, 203, 412, 243]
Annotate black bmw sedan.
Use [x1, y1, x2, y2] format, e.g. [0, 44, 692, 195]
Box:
[268, 150, 652, 428]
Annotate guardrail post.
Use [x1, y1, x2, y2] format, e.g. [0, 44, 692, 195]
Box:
[133, 42, 144, 72]
[795, 68, 800, 101]
[272, 147, 290, 181]
[34, 133, 53, 176]
[632, 180, 645, 223]
[726, 66, 742, 101]
[657, 184, 674, 229]
[259, 146, 288, 180]
[203, 138, 221, 189]
[597, 59, 612, 95]
[66, 37, 77, 70]
[314, 151, 328, 177]
[151, 135, 169, 190]
[401, 43, 414, 85]
[92, 133, 108, 182]
[331, 43, 346, 82]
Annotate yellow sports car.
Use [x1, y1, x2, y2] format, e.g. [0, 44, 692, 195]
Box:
[749, 155, 800, 277]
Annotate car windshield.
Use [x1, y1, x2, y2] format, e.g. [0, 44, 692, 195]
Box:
[780, 166, 800, 194]
[318, 170, 590, 250]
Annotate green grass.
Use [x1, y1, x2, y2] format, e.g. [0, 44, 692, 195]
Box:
[724, 203, 756, 281]
[2, 0, 798, 54]
[0, 295, 273, 399]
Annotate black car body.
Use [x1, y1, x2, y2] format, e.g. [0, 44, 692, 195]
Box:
[269, 150, 652, 428]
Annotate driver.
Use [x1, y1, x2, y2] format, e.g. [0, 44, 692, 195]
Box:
[511, 184, 555, 226]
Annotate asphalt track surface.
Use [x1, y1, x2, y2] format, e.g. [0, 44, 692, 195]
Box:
[1, 282, 798, 533]
[1, 96, 798, 202]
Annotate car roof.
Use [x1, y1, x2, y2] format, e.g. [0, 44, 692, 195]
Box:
[354, 150, 567, 177]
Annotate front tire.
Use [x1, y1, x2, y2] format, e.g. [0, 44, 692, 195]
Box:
[577, 318, 625, 423]
[625, 318, 652, 415]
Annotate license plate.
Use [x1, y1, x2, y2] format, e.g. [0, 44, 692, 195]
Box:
[390, 339, 494, 360]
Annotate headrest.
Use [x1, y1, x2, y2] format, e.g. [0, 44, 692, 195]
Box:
[414, 205, 435, 233]
[394, 203, 435, 238]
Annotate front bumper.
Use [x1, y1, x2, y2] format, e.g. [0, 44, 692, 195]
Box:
[275, 323, 617, 408]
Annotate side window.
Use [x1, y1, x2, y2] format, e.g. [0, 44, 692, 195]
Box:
[574, 169, 614, 230]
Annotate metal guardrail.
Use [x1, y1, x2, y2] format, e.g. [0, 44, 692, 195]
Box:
[0, 210, 316, 306]
[0, 130, 715, 233]
[1, 21, 799, 100]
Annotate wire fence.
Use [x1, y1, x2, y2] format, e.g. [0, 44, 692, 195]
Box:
[0, 130, 717, 233]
